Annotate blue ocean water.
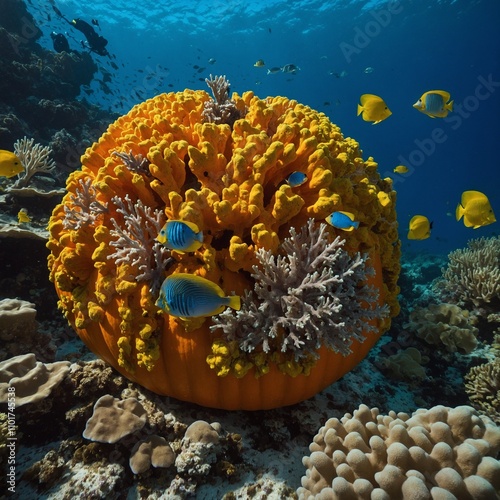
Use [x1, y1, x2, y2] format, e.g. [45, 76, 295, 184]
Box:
[29, 0, 499, 256]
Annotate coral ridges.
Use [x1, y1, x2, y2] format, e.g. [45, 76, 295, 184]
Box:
[298, 404, 500, 499]
[47, 83, 400, 409]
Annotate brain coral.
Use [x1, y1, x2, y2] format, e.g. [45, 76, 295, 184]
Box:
[47, 78, 400, 410]
[298, 404, 500, 499]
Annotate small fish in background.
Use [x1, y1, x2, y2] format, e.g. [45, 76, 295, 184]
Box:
[456, 190, 496, 228]
[0, 150, 23, 178]
[286, 171, 307, 187]
[254, 59, 265, 67]
[357, 94, 392, 124]
[281, 64, 300, 74]
[325, 211, 360, 231]
[330, 70, 348, 78]
[17, 208, 31, 224]
[393, 165, 409, 174]
[364, 66, 374, 74]
[208, 58, 216, 64]
[413, 90, 453, 118]
[157, 220, 203, 253]
[267, 66, 282, 74]
[156, 273, 241, 318]
[407, 215, 432, 240]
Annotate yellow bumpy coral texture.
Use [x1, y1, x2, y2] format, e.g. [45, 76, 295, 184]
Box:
[47, 86, 400, 387]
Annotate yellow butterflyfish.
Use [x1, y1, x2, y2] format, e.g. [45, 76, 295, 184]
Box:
[357, 94, 392, 124]
[393, 165, 409, 174]
[407, 215, 432, 240]
[0, 150, 23, 178]
[456, 190, 496, 229]
[17, 208, 31, 224]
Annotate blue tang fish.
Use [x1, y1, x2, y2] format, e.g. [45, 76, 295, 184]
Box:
[286, 171, 308, 187]
[157, 220, 203, 253]
[325, 211, 360, 231]
[156, 273, 241, 318]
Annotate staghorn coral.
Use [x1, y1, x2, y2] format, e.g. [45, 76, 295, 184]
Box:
[465, 359, 500, 425]
[202, 74, 245, 126]
[406, 303, 478, 354]
[10, 136, 56, 188]
[108, 194, 171, 291]
[112, 149, 150, 176]
[298, 404, 500, 499]
[46, 84, 400, 409]
[211, 220, 387, 377]
[436, 236, 500, 309]
[63, 178, 109, 231]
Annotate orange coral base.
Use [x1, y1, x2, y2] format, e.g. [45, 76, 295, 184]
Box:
[64, 255, 384, 411]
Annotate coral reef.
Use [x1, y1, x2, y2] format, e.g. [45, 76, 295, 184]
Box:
[0, 0, 115, 162]
[382, 346, 428, 382]
[465, 359, 500, 425]
[298, 404, 500, 499]
[406, 303, 478, 354]
[0, 298, 55, 361]
[46, 81, 400, 409]
[82, 394, 147, 443]
[175, 420, 222, 476]
[10, 136, 56, 189]
[211, 220, 387, 378]
[436, 236, 500, 310]
[129, 435, 175, 474]
[202, 74, 245, 126]
[0, 353, 70, 406]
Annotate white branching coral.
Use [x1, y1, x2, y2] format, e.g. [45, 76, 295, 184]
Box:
[211, 219, 387, 360]
[108, 195, 171, 291]
[202, 74, 245, 126]
[12, 136, 56, 188]
[112, 150, 150, 176]
[63, 178, 109, 230]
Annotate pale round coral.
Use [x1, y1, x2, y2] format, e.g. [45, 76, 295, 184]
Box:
[400, 475, 431, 500]
[297, 404, 500, 500]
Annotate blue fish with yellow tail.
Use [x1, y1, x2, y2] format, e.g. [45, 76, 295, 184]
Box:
[157, 220, 203, 253]
[286, 171, 308, 187]
[325, 211, 360, 231]
[156, 273, 241, 318]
